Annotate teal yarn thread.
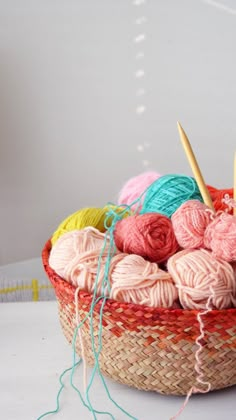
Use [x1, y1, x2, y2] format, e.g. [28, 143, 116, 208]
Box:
[36, 360, 82, 420]
[83, 205, 138, 419]
[141, 174, 203, 217]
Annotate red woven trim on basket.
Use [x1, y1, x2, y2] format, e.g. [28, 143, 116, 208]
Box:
[42, 239, 236, 341]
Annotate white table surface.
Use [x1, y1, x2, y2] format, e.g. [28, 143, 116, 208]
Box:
[1, 301, 236, 420]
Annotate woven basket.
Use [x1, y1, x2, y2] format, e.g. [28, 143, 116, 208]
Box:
[42, 239, 236, 396]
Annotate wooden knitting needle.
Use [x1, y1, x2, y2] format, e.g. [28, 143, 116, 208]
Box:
[234, 152, 236, 215]
[177, 121, 215, 210]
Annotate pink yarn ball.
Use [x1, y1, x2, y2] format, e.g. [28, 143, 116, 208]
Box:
[167, 249, 236, 310]
[111, 254, 178, 308]
[114, 213, 179, 263]
[49, 227, 113, 289]
[74, 253, 124, 296]
[118, 171, 161, 211]
[204, 213, 236, 262]
[171, 200, 212, 249]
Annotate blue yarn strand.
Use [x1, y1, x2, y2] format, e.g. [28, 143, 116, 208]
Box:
[36, 360, 81, 420]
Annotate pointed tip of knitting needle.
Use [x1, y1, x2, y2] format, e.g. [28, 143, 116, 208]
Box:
[176, 121, 215, 211]
[177, 121, 189, 146]
[177, 121, 185, 135]
[177, 121, 182, 128]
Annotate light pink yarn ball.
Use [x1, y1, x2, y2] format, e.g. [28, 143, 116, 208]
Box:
[204, 213, 236, 262]
[74, 253, 124, 296]
[118, 171, 161, 211]
[167, 249, 236, 310]
[49, 227, 112, 288]
[171, 200, 212, 249]
[111, 254, 178, 308]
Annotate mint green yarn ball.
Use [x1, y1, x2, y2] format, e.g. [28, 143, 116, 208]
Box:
[140, 174, 203, 218]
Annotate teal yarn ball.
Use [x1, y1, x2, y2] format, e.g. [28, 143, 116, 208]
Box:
[141, 174, 203, 218]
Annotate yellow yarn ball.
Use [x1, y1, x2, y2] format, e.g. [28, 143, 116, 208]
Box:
[51, 206, 130, 245]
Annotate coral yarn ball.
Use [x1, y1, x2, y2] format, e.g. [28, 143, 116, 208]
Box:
[118, 171, 161, 211]
[171, 200, 212, 249]
[167, 249, 236, 310]
[114, 213, 179, 263]
[141, 174, 203, 218]
[204, 213, 236, 262]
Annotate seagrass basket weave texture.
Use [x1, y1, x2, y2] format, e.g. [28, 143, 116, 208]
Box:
[42, 240, 236, 396]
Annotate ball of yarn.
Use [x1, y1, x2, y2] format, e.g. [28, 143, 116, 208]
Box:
[49, 227, 113, 285]
[167, 249, 236, 310]
[118, 171, 161, 211]
[51, 205, 129, 245]
[171, 200, 212, 249]
[204, 212, 236, 262]
[141, 174, 203, 218]
[74, 253, 125, 296]
[110, 254, 178, 308]
[114, 213, 179, 263]
[207, 185, 233, 214]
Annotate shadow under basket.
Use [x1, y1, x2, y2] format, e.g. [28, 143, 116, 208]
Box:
[42, 240, 236, 396]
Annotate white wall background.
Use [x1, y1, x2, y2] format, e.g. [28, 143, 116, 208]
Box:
[0, 0, 236, 265]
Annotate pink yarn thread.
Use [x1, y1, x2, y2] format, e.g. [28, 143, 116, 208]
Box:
[171, 200, 213, 249]
[74, 287, 87, 391]
[118, 171, 161, 211]
[114, 213, 179, 264]
[49, 228, 178, 308]
[167, 249, 236, 310]
[170, 288, 214, 420]
[204, 212, 236, 262]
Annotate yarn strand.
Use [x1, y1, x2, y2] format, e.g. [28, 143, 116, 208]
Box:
[84, 210, 138, 419]
[71, 299, 117, 419]
[36, 361, 81, 420]
[194, 286, 215, 392]
[170, 287, 214, 420]
[70, 291, 115, 419]
[74, 287, 87, 391]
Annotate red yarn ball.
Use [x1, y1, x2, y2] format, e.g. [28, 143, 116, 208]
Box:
[207, 185, 233, 214]
[114, 213, 179, 264]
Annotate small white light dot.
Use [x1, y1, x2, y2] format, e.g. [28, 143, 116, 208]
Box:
[135, 51, 145, 59]
[134, 33, 146, 43]
[137, 144, 144, 152]
[133, 0, 146, 5]
[135, 16, 147, 24]
[135, 69, 145, 78]
[136, 88, 146, 96]
[142, 159, 150, 167]
[136, 105, 146, 114]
